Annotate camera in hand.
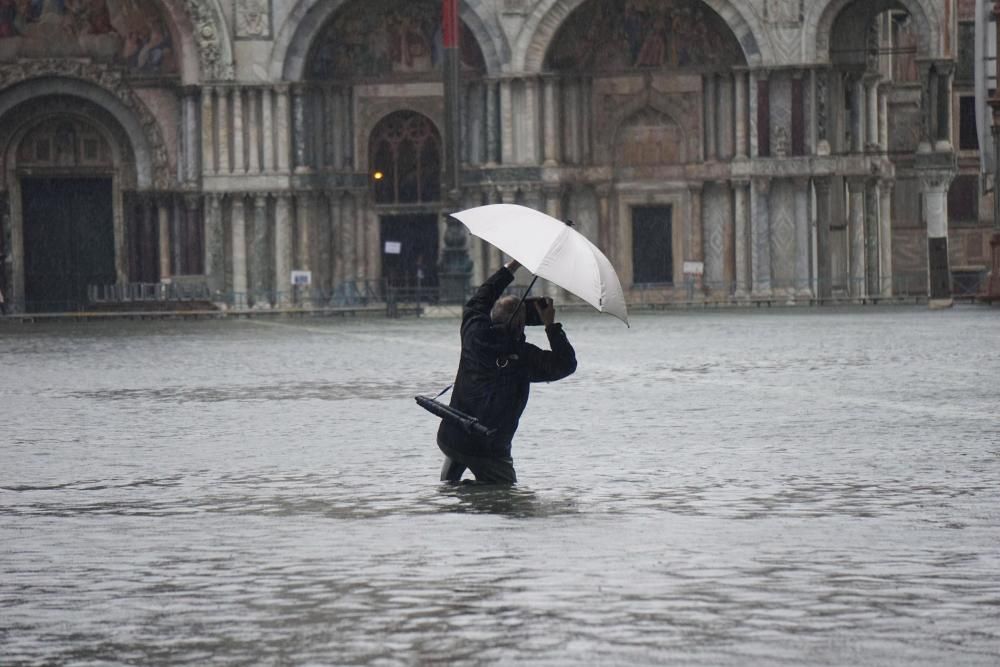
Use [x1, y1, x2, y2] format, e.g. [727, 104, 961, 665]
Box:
[523, 296, 550, 326]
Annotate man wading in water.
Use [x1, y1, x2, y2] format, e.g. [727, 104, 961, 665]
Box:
[437, 259, 577, 484]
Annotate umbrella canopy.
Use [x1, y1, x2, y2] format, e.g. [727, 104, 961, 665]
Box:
[451, 204, 629, 326]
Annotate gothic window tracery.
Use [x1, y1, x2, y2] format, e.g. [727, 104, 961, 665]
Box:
[370, 111, 441, 205]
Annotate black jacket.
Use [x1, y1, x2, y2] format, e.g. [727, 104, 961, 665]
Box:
[437, 266, 577, 457]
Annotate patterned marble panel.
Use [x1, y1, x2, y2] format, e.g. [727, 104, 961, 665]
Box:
[768, 179, 796, 290]
[703, 183, 729, 291]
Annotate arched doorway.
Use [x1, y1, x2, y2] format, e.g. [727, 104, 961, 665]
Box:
[544, 0, 747, 294]
[369, 110, 442, 293]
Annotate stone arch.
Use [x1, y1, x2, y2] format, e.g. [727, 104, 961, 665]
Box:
[1, 99, 137, 189]
[358, 103, 444, 174]
[808, 0, 940, 63]
[519, 0, 768, 73]
[0, 73, 166, 190]
[269, 0, 505, 81]
[172, 0, 235, 81]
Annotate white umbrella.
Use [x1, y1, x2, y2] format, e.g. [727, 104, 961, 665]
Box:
[451, 203, 629, 326]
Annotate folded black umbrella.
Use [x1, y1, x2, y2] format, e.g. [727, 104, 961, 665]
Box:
[415, 395, 496, 439]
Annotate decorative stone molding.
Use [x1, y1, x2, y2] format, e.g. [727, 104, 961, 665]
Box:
[0, 61, 171, 190]
[181, 0, 235, 80]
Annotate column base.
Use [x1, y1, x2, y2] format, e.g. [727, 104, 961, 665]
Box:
[928, 298, 954, 310]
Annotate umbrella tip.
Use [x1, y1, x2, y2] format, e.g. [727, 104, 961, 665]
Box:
[565, 219, 574, 227]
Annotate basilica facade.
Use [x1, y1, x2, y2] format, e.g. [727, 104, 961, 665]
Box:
[0, 0, 990, 312]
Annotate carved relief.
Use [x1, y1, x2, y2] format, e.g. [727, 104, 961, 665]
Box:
[765, 0, 801, 25]
[180, 0, 232, 80]
[235, 0, 271, 40]
[0, 60, 170, 188]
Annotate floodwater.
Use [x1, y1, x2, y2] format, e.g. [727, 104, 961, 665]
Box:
[1, 307, 998, 666]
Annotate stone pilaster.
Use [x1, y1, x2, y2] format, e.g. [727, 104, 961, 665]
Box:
[275, 85, 291, 173]
[704, 74, 717, 161]
[250, 194, 269, 307]
[217, 86, 230, 173]
[750, 177, 772, 296]
[688, 182, 704, 292]
[542, 75, 559, 166]
[814, 177, 833, 298]
[230, 195, 247, 306]
[734, 70, 748, 159]
[935, 61, 955, 152]
[794, 177, 812, 297]
[500, 78, 514, 164]
[232, 87, 245, 174]
[485, 78, 499, 165]
[201, 87, 215, 175]
[296, 192, 312, 274]
[247, 89, 260, 174]
[865, 74, 880, 149]
[879, 180, 894, 296]
[732, 178, 750, 297]
[261, 88, 274, 172]
[847, 177, 866, 297]
[274, 193, 292, 305]
[158, 198, 171, 280]
[292, 86, 309, 172]
[204, 194, 223, 293]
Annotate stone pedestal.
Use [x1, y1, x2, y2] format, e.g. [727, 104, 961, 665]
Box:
[438, 216, 472, 304]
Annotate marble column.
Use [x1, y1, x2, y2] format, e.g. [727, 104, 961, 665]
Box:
[261, 88, 274, 172]
[183, 90, 199, 183]
[542, 76, 559, 166]
[204, 194, 223, 293]
[815, 68, 831, 156]
[485, 79, 499, 165]
[317, 192, 332, 293]
[217, 87, 231, 174]
[523, 77, 539, 164]
[864, 180, 881, 297]
[732, 178, 750, 297]
[688, 183, 704, 292]
[755, 72, 770, 158]
[734, 70, 748, 159]
[847, 177, 866, 297]
[275, 85, 291, 173]
[184, 195, 201, 275]
[704, 74, 717, 161]
[157, 198, 171, 280]
[365, 196, 379, 284]
[231, 195, 248, 306]
[355, 194, 368, 281]
[232, 87, 245, 174]
[750, 177, 772, 296]
[500, 78, 514, 164]
[814, 177, 833, 298]
[794, 177, 812, 297]
[543, 185, 563, 299]
[250, 194, 269, 306]
[918, 63, 935, 153]
[851, 74, 865, 154]
[879, 180, 893, 296]
[921, 171, 953, 306]
[341, 192, 357, 283]
[200, 87, 214, 175]
[935, 62, 954, 151]
[865, 75, 879, 149]
[292, 87, 309, 172]
[878, 82, 889, 152]
[596, 183, 612, 256]
[247, 89, 261, 174]
[274, 194, 292, 305]
[296, 192, 312, 275]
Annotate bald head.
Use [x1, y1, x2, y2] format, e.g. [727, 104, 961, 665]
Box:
[491, 295, 525, 332]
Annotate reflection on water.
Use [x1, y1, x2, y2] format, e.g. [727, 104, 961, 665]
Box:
[1, 309, 999, 665]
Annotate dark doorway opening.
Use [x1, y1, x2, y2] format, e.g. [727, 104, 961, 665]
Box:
[22, 177, 115, 312]
[379, 214, 439, 295]
[632, 205, 673, 284]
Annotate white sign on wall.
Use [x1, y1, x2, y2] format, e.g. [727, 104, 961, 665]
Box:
[384, 241, 402, 255]
[291, 270, 312, 286]
[683, 261, 704, 276]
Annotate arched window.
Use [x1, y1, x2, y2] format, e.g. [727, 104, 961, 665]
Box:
[370, 111, 441, 205]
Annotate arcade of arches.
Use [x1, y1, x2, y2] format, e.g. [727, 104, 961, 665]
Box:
[0, 0, 988, 312]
